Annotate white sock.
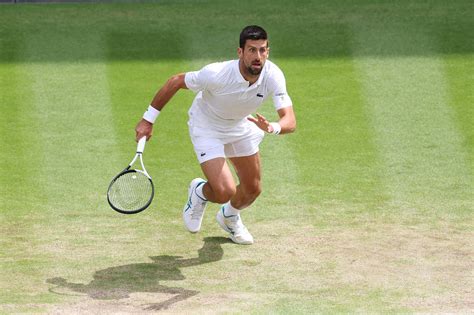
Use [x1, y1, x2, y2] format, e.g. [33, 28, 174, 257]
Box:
[195, 182, 207, 201]
[223, 202, 240, 216]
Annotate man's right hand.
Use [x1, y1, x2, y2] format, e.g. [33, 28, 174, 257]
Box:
[135, 119, 153, 142]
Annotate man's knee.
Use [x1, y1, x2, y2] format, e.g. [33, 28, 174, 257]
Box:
[243, 181, 262, 201]
[210, 184, 236, 204]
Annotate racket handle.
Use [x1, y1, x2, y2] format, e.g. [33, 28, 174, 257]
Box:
[137, 136, 147, 153]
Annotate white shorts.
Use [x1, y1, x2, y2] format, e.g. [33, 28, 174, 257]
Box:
[189, 123, 265, 164]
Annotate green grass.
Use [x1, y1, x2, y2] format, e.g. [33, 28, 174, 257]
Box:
[0, 0, 473, 313]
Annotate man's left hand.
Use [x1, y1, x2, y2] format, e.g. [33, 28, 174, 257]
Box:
[247, 113, 273, 133]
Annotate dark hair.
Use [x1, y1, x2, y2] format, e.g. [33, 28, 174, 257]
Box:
[239, 25, 268, 48]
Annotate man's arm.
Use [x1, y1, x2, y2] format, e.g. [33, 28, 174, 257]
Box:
[274, 106, 296, 134]
[248, 106, 296, 135]
[135, 73, 187, 142]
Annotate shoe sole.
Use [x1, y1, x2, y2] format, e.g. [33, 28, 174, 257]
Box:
[216, 211, 253, 245]
[229, 234, 253, 245]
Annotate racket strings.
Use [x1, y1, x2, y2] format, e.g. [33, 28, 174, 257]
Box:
[108, 171, 153, 211]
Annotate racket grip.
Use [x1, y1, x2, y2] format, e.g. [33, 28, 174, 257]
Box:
[137, 136, 147, 153]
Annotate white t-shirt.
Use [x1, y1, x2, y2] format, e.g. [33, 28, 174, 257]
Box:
[185, 59, 292, 138]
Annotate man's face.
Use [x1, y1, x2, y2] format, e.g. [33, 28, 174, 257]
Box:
[238, 39, 269, 76]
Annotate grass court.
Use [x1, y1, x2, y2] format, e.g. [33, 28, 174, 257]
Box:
[0, 0, 473, 313]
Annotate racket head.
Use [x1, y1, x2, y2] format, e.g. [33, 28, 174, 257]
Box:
[107, 169, 154, 214]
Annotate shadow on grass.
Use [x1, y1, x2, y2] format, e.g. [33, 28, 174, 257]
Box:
[47, 236, 230, 311]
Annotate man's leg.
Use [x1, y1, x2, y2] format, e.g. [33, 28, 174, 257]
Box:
[200, 157, 236, 204]
[215, 153, 261, 245]
[183, 128, 262, 243]
[183, 157, 235, 233]
[196, 153, 262, 208]
[228, 152, 262, 209]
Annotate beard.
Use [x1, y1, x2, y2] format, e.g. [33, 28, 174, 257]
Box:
[247, 66, 262, 75]
[246, 61, 263, 75]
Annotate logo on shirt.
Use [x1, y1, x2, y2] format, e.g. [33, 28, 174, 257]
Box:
[256, 93, 264, 98]
[276, 92, 287, 102]
[200, 152, 206, 157]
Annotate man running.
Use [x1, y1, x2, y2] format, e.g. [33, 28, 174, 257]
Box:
[135, 25, 296, 245]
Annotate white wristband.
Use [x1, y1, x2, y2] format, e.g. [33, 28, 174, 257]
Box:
[143, 105, 160, 124]
[269, 122, 281, 135]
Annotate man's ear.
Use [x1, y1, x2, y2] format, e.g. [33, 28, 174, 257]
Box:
[237, 47, 243, 58]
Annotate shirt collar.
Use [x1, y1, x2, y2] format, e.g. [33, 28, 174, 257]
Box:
[254, 63, 266, 87]
[234, 60, 247, 84]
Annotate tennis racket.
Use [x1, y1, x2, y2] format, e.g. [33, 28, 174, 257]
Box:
[107, 136, 154, 214]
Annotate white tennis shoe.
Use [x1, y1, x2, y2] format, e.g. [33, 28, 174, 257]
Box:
[183, 178, 207, 233]
[216, 207, 254, 245]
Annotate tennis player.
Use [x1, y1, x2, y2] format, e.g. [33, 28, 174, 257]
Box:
[135, 25, 296, 245]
